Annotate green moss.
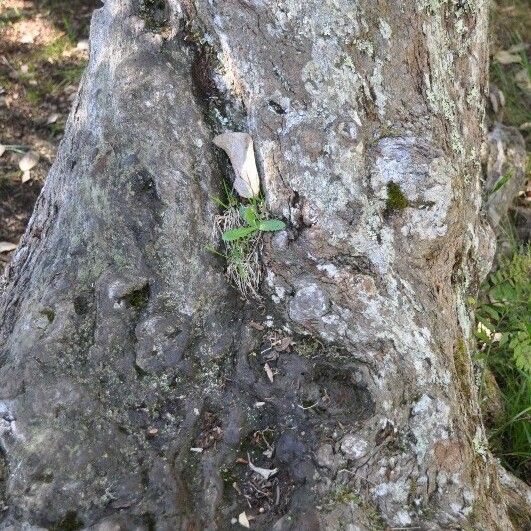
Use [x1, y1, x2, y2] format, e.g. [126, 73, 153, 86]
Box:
[139, 0, 168, 33]
[220, 466, 236, 491]
[453, 338, 472, 401]
[41, 308, 56, 323]
[329, 486, 360, 504]
[366, 508, 386, 531]
[124, 284, 150, 310]
[50, 511, 84, 531]
[295, 337, 323, 358]
[386, 182, 409, 211]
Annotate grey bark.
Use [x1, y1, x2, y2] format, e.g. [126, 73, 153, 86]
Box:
[0, 1, 529, 530]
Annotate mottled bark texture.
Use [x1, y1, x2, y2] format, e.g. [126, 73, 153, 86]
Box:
[0, 0, 529, 530]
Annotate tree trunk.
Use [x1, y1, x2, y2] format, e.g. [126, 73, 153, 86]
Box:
[0, 0, 529, 529]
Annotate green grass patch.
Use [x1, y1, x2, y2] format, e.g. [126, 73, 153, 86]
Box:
[40, 35, 72, 61]
[56, 64, 86, 85]
[25, 88, 42, 105]
[476, 244, 531, 480]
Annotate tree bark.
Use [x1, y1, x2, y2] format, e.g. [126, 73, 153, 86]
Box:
[0, 0, 529, 529]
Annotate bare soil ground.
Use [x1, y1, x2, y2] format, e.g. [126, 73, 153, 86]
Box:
[0, 0, 101, 273]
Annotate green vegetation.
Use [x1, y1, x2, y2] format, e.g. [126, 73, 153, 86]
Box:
[139, 0, 168, 33]
[325, 485, 360, 507]
[385, 182, 409, 212]
[209, 185, 285, 299]
[40, 35, 72, 60]
[16, 38, 87, 109]
[488, 171, 513, 197]
[485, 6, 530, 481]
[221, 204, 285, 242]
[124, 284, 150, 310]
[40, 308, 56, 323]
[476, 244, 531, 479]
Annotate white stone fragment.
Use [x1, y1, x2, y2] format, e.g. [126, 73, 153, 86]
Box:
[340, 435, 369, 460]
[289, 283, 329, 322]
[19, 151, 39, 172]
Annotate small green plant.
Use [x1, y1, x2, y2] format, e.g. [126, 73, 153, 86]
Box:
[40, 35, 71, 61]
[210, 184, 286, 299]
[488, 170, 513, 197]
[475, 244, 531, 479]
[221, 205, 285, 242]
[61, 14, 77, 45]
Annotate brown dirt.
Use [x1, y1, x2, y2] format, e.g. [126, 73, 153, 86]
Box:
[0, 0, 101, 273]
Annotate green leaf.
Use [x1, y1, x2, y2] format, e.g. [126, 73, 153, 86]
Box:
[513, 341, 531, 374]
[490, 282, 518, 302]
[483, 306, 500, 322]
[222, 226, 257, 242]
[240, 206, 258, 226]
[488, 171, 513, 197]
[258, 219, 286, 232]
[499, 333, 509, 347]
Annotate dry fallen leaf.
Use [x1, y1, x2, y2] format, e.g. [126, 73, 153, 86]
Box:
[19, 151, 39, 172]
[213, 132, 260, 198]
[0, 242, 18, 253]
[238, 511, 250, 529]
[494, 50, 521, 65]
[508, 43, 529, 54]
[46, 113, 60, 125]
[0, 145, 5, 157]
[264, 363, 274, 383]
[515, 69, 531, 94]
[21, 171, 32, 183]
[247, 453, 278, 479]
[276, 337, 293, 351]
[489, 86, 505, 115]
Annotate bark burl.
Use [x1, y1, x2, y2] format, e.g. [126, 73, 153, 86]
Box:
[1, 0, 530, 529]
